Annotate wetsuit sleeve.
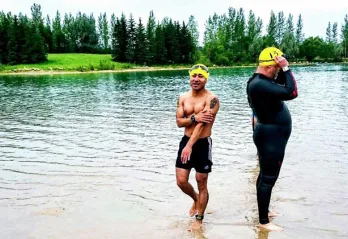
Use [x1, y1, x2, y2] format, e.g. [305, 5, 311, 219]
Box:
[258, 70, 298, 100]
[274, 70, 286, 85]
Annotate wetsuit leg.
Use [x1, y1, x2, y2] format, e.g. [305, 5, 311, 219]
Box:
[253, 123, 291, 224]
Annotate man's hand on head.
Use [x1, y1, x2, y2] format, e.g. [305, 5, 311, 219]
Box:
[275, 56, 289, 68]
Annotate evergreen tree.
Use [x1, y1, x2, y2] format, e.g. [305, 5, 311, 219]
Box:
[341, 14, 348, 57]
[112, 14, 128, 62]
[30, 3, 46, 52]
[110, 13, 116, 44]
[154, 23, 166, 64]
[234, 8, 246, 61]
[102, 13, 109, 52]
[326, 22, 332, 43]
[98, 13, 103, 49]
[62, 13, 76, 53]
[275, 11, 285, 46]
[0, 12, 10, 64]
[111, 18, 122, 61]
[23, 21, 47, 63]
[179, 21, 194, 63]
[17, 14, 29, 61]
[42, 15, 53, 53]
[163, 18, 177, 63]
[266, 11, 277, 47]
[295, 14, 304, 44]
[146, 10, 156, 64]
[119, 13, 128, 61]
[52, 11, 65, 53]
[280, 13, 298, 59]
[7, 15, 21, 64]
[134, 18, 148, 65]
[125, 14, 136, 62]
[187, 15, 199, 48]
[332, 22, 338, 43]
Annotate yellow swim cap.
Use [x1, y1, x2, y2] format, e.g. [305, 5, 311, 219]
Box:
[189, 64, 209, 80]
[258, 47, 284, 66]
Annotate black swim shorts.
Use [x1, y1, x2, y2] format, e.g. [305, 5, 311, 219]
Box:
[175, 135, 213, 173]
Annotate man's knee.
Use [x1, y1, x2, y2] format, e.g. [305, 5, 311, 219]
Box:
[259, 174, 278, 188]
[196, 174, 208, 191]
[176, 176, 188, 188]
[176, 168, 190, 187]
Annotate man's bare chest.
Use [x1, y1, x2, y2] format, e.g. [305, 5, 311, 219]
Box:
[183, 98, 206, 116]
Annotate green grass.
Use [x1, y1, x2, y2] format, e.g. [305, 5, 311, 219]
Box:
[0, 54, 135, 72]
[2, 54, 345, 74]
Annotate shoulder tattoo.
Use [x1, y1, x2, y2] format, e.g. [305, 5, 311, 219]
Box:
[210, 97, 218, 109]
[177, 96, 180, 107]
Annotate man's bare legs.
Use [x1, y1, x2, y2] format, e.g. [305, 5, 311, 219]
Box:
[189, 172, 209, 231]
[176, 168, 199, 217]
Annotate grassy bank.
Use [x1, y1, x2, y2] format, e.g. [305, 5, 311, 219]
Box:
[0, 54, 346, 75]
[0, 53, 197, 75]
[0, 54, 136, 73]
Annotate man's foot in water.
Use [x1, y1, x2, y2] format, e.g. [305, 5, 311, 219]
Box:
[188, 220, 203, 231]
[189, 193, 199, 217]
[258, 222, 283, 231]
[268, 211, 280, 217]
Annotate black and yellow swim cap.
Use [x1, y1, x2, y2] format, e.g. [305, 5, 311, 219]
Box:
[189, 64, 209, 80]
[258, 47, 284, 66]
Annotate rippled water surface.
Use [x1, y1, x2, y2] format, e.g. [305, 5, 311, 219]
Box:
[1, 65, 348, 239]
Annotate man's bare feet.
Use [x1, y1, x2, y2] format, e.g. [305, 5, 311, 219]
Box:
[258, 222, 283, 231]
[268, 211, 280, 217]
[189, 201, 198, 217]
[189, 193, 199, 217]
[188, 220, 203, 231]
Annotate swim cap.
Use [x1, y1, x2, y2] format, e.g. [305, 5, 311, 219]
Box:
[258, 47, 284, 66]
[189, 64, 209, 80]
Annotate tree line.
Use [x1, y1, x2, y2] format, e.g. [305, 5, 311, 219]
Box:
[0, 3, 347, 66]
[202, 8, 348, 65]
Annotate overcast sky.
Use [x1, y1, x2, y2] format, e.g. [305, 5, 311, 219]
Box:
[2, 0, 348, 43]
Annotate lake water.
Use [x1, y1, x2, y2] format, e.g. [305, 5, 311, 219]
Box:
[1, 65, 348, 239]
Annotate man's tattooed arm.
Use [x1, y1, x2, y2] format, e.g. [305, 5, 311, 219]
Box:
[210, 97, 218, 109]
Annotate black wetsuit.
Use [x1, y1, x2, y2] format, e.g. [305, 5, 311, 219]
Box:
[246, 69, 298, 224]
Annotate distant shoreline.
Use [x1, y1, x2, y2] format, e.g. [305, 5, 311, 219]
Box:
[0, 65, 254, 76]
[1, 53, 345, 76]
[0, 67, 187, 76]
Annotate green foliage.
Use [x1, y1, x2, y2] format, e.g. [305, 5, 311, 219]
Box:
[215, 54, 230, 66]
[300, 37, 325, 61]
[196, 53, 212, 66]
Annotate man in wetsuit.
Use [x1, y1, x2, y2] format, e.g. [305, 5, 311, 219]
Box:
[175, 64, 220, 231]
[246, 47, 298, 231]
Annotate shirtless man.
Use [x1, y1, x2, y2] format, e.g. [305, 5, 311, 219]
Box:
[175, 64, 220, 231]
